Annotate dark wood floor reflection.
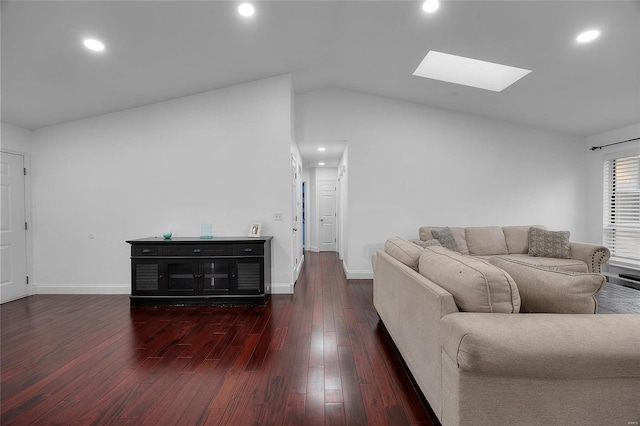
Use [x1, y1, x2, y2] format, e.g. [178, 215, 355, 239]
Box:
[1, 252, 433, 425]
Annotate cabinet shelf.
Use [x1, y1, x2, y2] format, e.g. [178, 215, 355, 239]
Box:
[127, 237, 272, 306]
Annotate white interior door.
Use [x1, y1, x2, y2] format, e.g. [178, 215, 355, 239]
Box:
[319, 179, 336, 251]
[1, 152, 28, 303]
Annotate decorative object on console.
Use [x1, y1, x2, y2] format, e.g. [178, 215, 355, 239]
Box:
[528, 227, 571, 258]
[200, 223, 213, 239]
[163, 231, 172, 240]
[248, 222, 262, 238]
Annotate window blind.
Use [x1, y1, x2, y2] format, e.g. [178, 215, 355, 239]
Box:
[603, 153, 640, 267]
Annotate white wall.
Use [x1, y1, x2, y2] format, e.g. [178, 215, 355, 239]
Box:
[585, 122, 640, 244]
[296, 88, 588, 278]
[1, 123, 32, 153]
[31, 75, 295, 294]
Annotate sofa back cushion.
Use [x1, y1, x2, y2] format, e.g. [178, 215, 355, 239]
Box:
[502, 225, 546, 254]
[465, 226, 508, 255]
[384, 237, 423, 271]
[418, 247, 520, 313]
[419, 227, 469, 255]
[489, 257, 604, 314]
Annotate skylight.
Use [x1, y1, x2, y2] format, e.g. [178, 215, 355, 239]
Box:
[413, 51, 531, 92]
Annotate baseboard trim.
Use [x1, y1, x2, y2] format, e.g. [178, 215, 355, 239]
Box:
[36, 284, 130, 295]
[270, 282, 294, 294]
[294, 254, 305, 282]
[345, 269, 373, 280]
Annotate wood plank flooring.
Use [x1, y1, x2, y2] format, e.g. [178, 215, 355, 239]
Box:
[1, 252, 434, 425]
[596, 280, 640, 314]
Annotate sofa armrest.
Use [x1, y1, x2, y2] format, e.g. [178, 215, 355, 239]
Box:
[440, 313, 640, 379]
[570, 241, 610, 273]
[373, 250, 458, 418]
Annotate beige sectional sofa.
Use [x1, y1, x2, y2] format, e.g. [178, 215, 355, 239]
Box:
[373, 226, 640, 426]
[418, 225, 610, 273]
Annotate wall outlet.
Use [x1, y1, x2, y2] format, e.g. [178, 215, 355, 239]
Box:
[274, 212, 283, 221]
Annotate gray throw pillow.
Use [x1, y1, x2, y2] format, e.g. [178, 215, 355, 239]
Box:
[410, 239, 442, 249]
[528, 227, 571, 258]
[431, 227, 459, 252]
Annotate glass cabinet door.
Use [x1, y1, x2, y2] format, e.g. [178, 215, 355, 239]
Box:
[166, 260, 197, 295]
[201, 260, 231, 294]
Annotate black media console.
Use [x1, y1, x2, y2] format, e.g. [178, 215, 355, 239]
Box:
[127, 236, 272, 306]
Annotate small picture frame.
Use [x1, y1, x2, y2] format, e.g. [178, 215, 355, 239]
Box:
[248, 222, 262, 238]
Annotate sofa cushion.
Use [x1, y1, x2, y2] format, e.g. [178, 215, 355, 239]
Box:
[502, 225, 544, 254]
[529, 227, 571, 258]
[384, 237, 423, 271]
[410, 239, 442, 249]
[489, 257, 604, 313]
[440, 313, 640, 378]
[419, 227, 470, 255]
[431, 227, 459, 252]
[465, 226, 508, 255]
[418, 247, 520, 313]
[504, 254, 588, 273]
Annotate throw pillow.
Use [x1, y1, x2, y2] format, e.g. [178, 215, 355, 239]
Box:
[528, 227, 571, 258]
[489, 257, 604, 314]
[431, 227, 459, 252]
[410, 239, 442, 249]
[418, 246, 520, 313]
[384, 237, 423, 271]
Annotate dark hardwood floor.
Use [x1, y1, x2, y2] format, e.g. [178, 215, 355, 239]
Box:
[1, 252, 433, 425]
[2, 252, 639, 425]
[596, 280, 640, 314]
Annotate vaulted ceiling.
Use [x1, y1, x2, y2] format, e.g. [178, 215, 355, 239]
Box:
[2, 0, 639, 140]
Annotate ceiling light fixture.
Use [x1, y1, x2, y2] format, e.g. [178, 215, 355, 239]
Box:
[422, 0, 440, 13]
[238, 3, 255, 17]
[413, 51, 531, 92]
[83, 39, 105, 52]
[318, 162, 325, 166]
[318, 147, 326, 151]
[576, 29, 600, 43]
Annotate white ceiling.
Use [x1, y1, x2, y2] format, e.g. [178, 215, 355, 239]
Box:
[2, 0, 639, 166]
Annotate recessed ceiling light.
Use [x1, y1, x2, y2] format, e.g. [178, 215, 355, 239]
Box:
[83, 39, 105, 52]
[318, 162, 325, 166]
[238, 3, 255, 17]
[413, 51, 531, 92]
[422, 0, 440, 13]
[318, 147, 326, 152]
[576, 29, 600, 43]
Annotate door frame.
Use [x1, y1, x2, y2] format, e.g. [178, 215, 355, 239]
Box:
[1, 149, 33, 301]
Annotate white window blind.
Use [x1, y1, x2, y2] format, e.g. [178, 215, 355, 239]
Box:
[603, 153, 640, 267]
